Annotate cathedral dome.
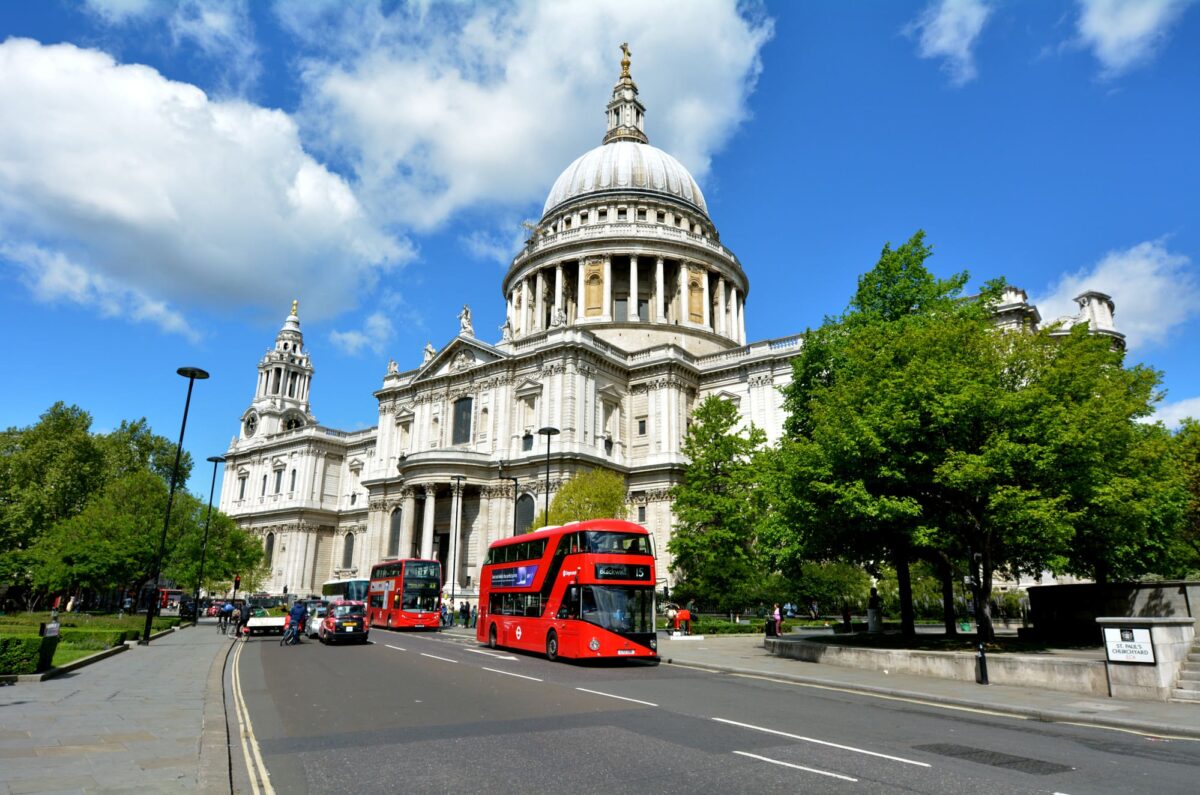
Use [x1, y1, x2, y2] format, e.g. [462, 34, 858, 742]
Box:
[542, 141, 708, 219]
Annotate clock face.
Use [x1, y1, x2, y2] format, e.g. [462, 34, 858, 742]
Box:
[244, 413, 258, 437]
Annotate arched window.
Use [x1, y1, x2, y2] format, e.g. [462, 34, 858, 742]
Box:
[586, 272, 603, 316]
[388, 510, 402, 558]
[515, 494, 536, 534]
[264, 532, 275, 567]
[342, 533, 354, 569]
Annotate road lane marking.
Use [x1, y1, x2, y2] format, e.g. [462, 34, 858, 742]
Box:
[231, 640, 276, 795]
[714, 717, 930, 767]
[420, 652, 459, 663]
[733, 751, 858, 782]
[483, 667, 543, 682]
[465, 648, 518, 660]
[385, 644, 407, 651]
[575, 687, 658, 707]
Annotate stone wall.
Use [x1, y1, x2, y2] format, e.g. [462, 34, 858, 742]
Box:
[1027, 581, 1199, 643]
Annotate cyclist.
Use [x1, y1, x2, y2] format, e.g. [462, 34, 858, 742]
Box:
[218, 601, 233, 634]
[229, 605, 242, 638]
[284, 601, 308, 645]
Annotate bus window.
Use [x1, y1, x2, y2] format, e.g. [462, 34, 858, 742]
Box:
[557, 585, 579, 619]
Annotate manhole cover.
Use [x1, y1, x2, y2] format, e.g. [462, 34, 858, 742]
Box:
[914, 743, 1073, 776]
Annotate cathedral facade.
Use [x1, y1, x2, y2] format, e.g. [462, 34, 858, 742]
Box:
[217, 53, 1121, 600]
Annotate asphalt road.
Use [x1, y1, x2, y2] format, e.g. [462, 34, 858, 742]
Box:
[234, 629, 1198, 794]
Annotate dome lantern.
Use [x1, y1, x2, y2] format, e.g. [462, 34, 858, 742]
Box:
[603, 43, 648, 146]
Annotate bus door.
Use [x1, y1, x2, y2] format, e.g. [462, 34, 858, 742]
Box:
[556, 584, 581, 655]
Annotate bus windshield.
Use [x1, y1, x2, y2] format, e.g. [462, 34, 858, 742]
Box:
[402, 563, 441, 612]
[580, 585, 655, 634]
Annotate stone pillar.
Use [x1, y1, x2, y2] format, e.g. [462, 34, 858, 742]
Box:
[450, 481, 465, 592]
[677, 263, 687, 325]
[522, 278, 532, 336]
[535, 269, 545, 331]
[602, 256, 612, 320]
[401, 488, 417, 559]
[701, 266, 710, 330]
[420, 485, 436, 560]
[739, 290, 747, 344]
[554, 263, 564, 323]
[655, 257, 665, 322]
[576, 259, 585, 323]
[717, 275, 727, 336]
[629, 256, 639, 322]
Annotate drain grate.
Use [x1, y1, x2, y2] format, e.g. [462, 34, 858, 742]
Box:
[913, 743, 1073, 776]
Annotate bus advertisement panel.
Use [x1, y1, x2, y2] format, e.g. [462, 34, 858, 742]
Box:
[321, 578, 369, 603]
[476, 519, 658, 662]
[368, 559, 442, 630]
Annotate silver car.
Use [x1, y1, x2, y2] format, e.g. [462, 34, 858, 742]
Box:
[304, 604, 328, 638]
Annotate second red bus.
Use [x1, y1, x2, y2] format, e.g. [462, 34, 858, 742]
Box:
[368, 558, 442, 630]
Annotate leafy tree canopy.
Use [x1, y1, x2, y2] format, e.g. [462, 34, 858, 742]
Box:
[529, 468, 627, 531]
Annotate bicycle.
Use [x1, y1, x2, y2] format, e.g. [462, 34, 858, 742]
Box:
[280, 622, 301, 646]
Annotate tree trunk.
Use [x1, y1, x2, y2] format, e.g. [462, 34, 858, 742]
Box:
[937, 554, 957, 635]
[978, 550, 995, 643]
[894, 542, 915, 637]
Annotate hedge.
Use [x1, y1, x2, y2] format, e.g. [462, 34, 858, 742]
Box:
[57, 630, 129, 650]
[0, 634, 60, 675]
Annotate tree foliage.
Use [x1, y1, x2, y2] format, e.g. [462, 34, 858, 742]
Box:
[530, 468, 627, 531]
[668, 395, 767, 612]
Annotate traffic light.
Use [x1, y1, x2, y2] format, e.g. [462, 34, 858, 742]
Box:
[234, 575, 241, 591]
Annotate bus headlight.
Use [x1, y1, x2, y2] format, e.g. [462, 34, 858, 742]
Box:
[589, 638, 600, 652]
[649, 637, 657, 650]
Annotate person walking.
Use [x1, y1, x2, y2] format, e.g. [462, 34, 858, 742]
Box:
[470, 604, 478, 628]
[773, 603, 782, 636]
[230, 605, 242, 638]
[460, 601, 469, 628]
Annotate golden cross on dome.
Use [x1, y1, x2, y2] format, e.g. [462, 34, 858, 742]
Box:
[620, 42, 631, 78]
[291, 299, 298, 316]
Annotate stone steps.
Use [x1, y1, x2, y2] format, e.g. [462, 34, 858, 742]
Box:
[1173, 641, 1200, 702]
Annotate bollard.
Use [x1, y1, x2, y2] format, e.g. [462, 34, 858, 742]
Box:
[975, 641, 989, 685]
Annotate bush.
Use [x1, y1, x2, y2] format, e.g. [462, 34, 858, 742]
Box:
[0, 634, 60, 674]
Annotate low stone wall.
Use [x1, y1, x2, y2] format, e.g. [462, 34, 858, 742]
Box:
[1096, 617, 1196, 701]
[1028, 581, 1199, 643]
[765, 637, 1109, 697]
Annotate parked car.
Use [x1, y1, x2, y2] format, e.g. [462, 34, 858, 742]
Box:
[304, 604, 328, 638]
[245, 606, 287, 636]
[319, 600, 369, 645]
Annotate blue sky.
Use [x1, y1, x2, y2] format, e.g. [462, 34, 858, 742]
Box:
[1, 0, 1197, 498]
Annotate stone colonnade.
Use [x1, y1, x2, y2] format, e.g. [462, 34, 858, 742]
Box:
[506, 256, 746, 343]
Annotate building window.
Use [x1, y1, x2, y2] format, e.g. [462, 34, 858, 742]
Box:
[522, 432, 534, 452]
[238, 476, 247, 500]
[637, 506, 646, 523]
[388, 510, 402, 558]
[342, 533, 355, 569]
[350, 493, 357, 506]
[289, 469, 297, 492]
[656, 210, 665, 223]
[261, 475, 267, 496]
[637, 418, 647, 436]
[580, 211, 589, 223]
[637, 208, 647, 221]
[617, 208, 627, 221]
[265, 532, 275, 567]
[515, 494, 536, 534]
[452, 397, 473, 445]
[274, 469, 283, 494]
[597, 208, 607, 221]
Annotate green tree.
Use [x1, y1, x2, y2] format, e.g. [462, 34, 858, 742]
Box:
[531, 468, 627, 530]
[1165, 418, 1200, 577]
[668, 395, 767, 612]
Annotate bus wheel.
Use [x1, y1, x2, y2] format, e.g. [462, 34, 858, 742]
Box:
[545, 630, 559, 662]
[488, 624, 497, 650]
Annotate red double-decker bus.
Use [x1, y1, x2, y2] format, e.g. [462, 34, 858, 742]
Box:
[367, 559, 442, 630]
[476, 519, 658, 661]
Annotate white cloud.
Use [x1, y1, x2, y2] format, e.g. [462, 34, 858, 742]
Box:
[1032, 240, 1199, 351]
[1075, 0, 1195, 77]
[84, 0, 261, 94]
[1150, 396, 1200, 428]
[329, 311, 394, 357]
[277, 0, 773, 229]
[2, 242, 197, 342]
[461, 218, 531, 266]
[0, 38, 408, 336]
[905, 0, 993, 86]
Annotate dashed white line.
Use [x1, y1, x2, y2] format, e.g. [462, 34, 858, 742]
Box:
[733, 751, 858, 782]
[575, 687, 658, 707]
[482, 667, 543, 682]
[385, 644, 406, 651]
[420, 652, 458, 663]
[713, 717, 930, 767]
[464, 648, 519, 660]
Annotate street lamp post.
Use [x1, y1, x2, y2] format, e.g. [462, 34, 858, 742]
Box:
[497, 462, 520, 536]
[141, 366, 209, 645]
[194, 455, 226, 619]
[449, 476, 464, 612]
[537, 426, 559, 528]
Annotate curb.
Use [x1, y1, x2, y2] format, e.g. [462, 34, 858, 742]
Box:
[9, 642, 130, 683]
[198, 632, 235, 794]
[663, 657, 1200, 740]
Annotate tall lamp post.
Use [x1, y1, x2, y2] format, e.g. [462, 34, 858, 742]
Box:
[449, 476, 464, 611]
[497, 462, 520, 536]
[141, 366, 209, 645]
[537, 426, 559, 528]
[193, 455, 225, 619]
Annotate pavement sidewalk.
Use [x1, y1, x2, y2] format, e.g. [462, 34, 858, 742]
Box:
[0, 619, 234, 795]
[654, 631, 1200, 739]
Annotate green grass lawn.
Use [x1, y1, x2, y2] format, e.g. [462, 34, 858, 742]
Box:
[0, 611, 179, 636]
[50, 645, 102, 667]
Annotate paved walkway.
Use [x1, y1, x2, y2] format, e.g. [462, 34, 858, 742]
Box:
[2, 621, 1195, 794]
[0, 620, 234, 795]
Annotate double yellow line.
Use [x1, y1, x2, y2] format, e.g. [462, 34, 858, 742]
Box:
[230, 640, 276, 795]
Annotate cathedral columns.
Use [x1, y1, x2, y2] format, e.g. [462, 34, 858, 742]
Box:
[554, 263, 564, 323]
[401, 488, 417, 559]
[576, 259, 586, 324]
[602, 256, 612, 320]
[701, 267, 711, 330]
[629, 256, 639, 322]
[449, 480, 464, 593]
[535, 270, 546, 331]
[655, 257, 665, 322]
[521, 278, 532, 335]
[676, 262, 687, 325]
[420, 485, 436, 560]
[737, 289, 746, 344]
[717, 275, 727, 337]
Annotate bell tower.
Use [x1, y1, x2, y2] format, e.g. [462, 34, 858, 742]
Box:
[603, 43, 648, 145]
[240, 300, 316, 441]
